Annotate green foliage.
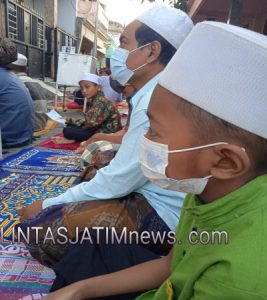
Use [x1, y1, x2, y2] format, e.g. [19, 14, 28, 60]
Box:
[140, 0, 188, 12]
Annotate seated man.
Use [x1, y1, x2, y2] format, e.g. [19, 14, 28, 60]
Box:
[43, 21, 267, 300]
[0, 38, 34, 148]
[18, 6, 193, 266]
[8, 53, 48, 132]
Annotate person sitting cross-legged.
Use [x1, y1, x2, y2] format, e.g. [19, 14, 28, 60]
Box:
[52, 73, 122, 145]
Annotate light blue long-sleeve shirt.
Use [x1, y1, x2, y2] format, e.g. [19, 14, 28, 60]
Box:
[42, 74, 185, 230]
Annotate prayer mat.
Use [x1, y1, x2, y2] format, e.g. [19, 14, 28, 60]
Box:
[18, 294, 48, 300]
[0, 240, 54, 300]
[0, 147, 82, 174]
[47, 99, 82, 112]
[33, 120, 58, 137]
[66, 101, 83, 110]
[0, 171, 78, 239]
[47, 106, 82, 112]
[38, 133, 81, 151]
[0, 169, 11, 180]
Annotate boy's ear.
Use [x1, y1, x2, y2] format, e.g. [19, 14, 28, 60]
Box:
[146, 41, 162, 64]
[210, 144, 251, 180]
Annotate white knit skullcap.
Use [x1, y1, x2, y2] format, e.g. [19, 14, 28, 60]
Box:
[12, 53, 27, 66]
[159, 21, 267, 139]
[79, 73, 100, 85]
[137, 5, 193, 49]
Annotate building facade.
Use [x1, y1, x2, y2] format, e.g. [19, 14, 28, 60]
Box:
[77, 0, 110, 69]
[187, 0, 267, 35]
[106, 20, 124, 67]
[0, 0, 115, 79]
[2, 0, 46, 78]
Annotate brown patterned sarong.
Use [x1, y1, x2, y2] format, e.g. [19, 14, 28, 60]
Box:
[16, 192, 171, 267]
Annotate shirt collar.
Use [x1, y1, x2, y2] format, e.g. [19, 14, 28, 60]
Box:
[130, 72, 162, 105]
[183, 174, 267, 228]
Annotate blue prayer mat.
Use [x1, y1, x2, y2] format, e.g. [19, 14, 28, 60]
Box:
[0, 171, 78, 239]
[0, 147, 82, 174]
[0, 169, 11, 180]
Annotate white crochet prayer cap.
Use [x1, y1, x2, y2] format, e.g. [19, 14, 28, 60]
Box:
[12, 53, 27, 66]
[79, 73, 100, 85]
[159, 21, 267, 139]
[137, 5, 193, 49]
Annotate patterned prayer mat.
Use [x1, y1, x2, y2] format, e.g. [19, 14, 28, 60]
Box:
[0, 170, 11, 180]
[0, 240, 54, 300]
[0, 147, 82, 175]
[38, 133, 81, 151]
[0, 171, 78, 239]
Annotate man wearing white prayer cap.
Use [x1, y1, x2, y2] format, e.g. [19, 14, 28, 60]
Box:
[8, 53, 48, 131]
[11, 52, 27, 67]
[0, 41, 34, 147]
[42, 21, 267, 300]
[20, 5, 193, 266]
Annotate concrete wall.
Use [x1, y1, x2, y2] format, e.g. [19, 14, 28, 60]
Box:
[44, 0, 57, 28]
[0, 2, 6, 37]
[58, 0, 76, 36]
[23, 0, 45, 17]
[33, 0, 45, 17]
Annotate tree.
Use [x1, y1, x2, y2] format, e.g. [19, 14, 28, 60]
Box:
[140, 0, 189, 12]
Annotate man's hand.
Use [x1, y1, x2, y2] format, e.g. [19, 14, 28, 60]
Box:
[77, 165, 97, 183]
[19, 200, 44, 222]
[86, 132, 104, 144]
[75, 141, 87, 154]
[75, 133, 103, 154]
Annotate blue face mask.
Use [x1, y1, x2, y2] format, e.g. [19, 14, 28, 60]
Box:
[110, 43, 151, 86]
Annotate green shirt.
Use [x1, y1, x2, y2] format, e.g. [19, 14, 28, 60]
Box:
[137, 175, 267, 299]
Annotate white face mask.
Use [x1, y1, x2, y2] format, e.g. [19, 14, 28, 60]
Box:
[110, 43, 151, 86]
[139, 136, 228, 194]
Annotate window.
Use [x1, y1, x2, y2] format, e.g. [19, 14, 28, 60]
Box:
[37, 19, 44, 48]
[7, 1, 44, 48]
[8, 2, 17, 39]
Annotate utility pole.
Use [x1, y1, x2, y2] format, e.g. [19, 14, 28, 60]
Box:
[92, 0, 99, 58]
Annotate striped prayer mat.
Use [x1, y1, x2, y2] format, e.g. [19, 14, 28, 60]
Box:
[0, 240, 54, 300]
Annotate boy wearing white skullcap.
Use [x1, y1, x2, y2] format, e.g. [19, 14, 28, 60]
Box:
[44, 22, 267, 299]
[59, 72, 122, 143]
[136, 21, 267, 299]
